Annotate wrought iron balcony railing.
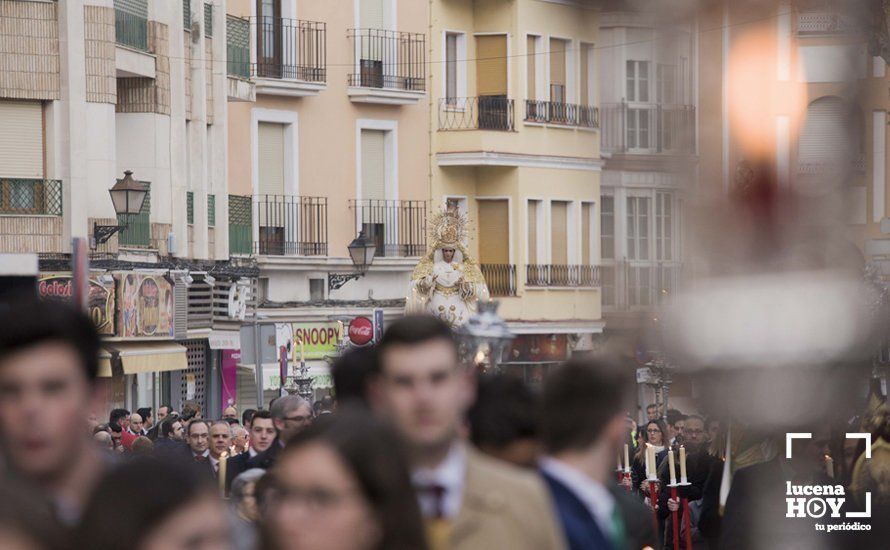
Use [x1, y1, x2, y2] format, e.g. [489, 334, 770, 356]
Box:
[253, 17, 326, 82]
[439, 97, 515, 131]
[255, 195, 328, 256]
[526, 265, 600, 288]
[600, 102, 695, 154]
[600, 261, 684, 310]
[114, 0, 149, 52]
[347, 29, 426, 91]
[0, 178, 63, 216]
[525, 100, 599, 129]
[227, 15, 251, 79]
[349, 199, 427, 257]
[480, 264, 518, 297]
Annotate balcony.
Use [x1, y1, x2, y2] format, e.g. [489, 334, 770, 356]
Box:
[253, 17, 327, 97]
[347, 29, 426, 105]
[0, 179, 63, 216]
[526, 265, 600, 288]
[114, 0, 148, 52]
[255, 195, 328, 256]
[349, 200, 427, 257]
[439, 97, 515, 131]
[525, 100, 599, 129]
[480, 264, 517, 297]
[600, 261, 683, 311]
[600, 102, 695, 155]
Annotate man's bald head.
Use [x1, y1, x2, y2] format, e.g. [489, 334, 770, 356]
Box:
[129, 413, 143, 433]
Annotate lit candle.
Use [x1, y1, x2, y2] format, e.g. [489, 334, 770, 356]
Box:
[617, 450, 623, 471]
[645, 443, 652, 478]
[219, 451, 228, 496]
[679, 445, 687, 484]
[825, 455, 834, 479]
[668, 449, 677, 485]
[624, 444, 631, 473]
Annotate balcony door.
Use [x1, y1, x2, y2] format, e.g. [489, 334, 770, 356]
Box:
[257, 122, 286, 254]
[256, 0, 282, 78]
[476, 35, 508, 130]
[360, 129, 388, 255]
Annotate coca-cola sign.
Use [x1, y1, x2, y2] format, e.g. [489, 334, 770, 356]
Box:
[348, 316, 374, 347]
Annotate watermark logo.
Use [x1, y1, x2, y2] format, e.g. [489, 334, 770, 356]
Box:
[784, 433, 872, 533]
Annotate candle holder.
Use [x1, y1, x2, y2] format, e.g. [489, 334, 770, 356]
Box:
[622, 469, 632, 492]
[666, 482, 693, 550]
[615, 468, 624, 483]
[646, 478, 661, 540]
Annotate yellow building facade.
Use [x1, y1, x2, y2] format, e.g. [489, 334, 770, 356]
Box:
[431, 0, 603, 375]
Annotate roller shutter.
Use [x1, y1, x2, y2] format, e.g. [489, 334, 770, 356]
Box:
[0, 101, 43, 178]
[478, 200, 509, 264]
[476, 35, 507, 96]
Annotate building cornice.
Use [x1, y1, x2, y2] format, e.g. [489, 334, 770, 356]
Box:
[437, 151, 604, 171]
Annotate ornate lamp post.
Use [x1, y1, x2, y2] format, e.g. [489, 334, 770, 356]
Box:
[328, 230, 377, 291]
[456, 301, 515, 372]
[92, 170, 148, 248]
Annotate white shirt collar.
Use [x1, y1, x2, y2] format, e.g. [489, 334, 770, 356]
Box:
[540, 456, 616, 537]
[411, 442, 467, 519]
[248, 447, 258, 458]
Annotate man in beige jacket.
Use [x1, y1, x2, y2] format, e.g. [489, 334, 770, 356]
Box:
[370, 315, 567, 550]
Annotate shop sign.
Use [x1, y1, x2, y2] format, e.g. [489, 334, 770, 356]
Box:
[291, 322, 343, 360]
[503, 334, 568, 363]
[348, 316, 374, 347]
[116, 273, 175, 338]
[38, 273, 115, 335]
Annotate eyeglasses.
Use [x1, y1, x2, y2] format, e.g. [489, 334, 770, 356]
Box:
[647, 428, 662, 434]
[283, 414, 311, 425]
[268, 486, 358, 512]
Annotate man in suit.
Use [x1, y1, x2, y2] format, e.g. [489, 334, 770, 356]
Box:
[370, 315, 566, 550]
[539, 358, 658, 550]
[184, 420, 215, 480]
[246, 395, 311, 471]
[225, 410, 276, 494]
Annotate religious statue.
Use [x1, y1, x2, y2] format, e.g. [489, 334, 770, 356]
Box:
[407, 210, 489, 328]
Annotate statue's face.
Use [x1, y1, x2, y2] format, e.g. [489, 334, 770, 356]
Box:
[442, 248, 455, 263]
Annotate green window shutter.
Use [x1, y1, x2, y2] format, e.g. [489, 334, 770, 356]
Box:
[118, 183, 150, 247]
[204, 3, 213, 37]
[207, 194, 215, 226]
[183, 0, 191, 28]
[187, 192, 194, 224]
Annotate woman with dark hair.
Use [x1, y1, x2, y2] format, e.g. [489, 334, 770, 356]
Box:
[626, 419, 669, 495]
[262, 406, 428, 550]
[75, 458, 229, 550]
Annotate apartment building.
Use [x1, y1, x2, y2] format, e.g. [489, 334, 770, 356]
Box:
[0, 0, 250, 415]
[431, 0, 602, 382]
[225, 0, 430, 403]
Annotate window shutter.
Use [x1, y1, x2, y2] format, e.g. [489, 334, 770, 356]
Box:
[527, 200, 538, 264]
[257, 122, 285, 196]
[446, 34, 458, 100]
[360, 0, 384, 29]
[476, 35, 507, 96]
[0, 101, 43, 178]
[527, 36, 536, 100]
[361, 130, 386, 200]
[582, 203, 592, 265]
[551, 201, 568, 265]
[580, 45, 589, 107]
[478, 200, 509, 264]
[799, 97, 847, 164]
[550, 38, 566, 87]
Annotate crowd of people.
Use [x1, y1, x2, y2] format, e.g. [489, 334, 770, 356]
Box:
[0, 298, 886, 550]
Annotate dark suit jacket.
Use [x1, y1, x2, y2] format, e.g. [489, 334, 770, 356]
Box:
[246, 439, 284, 471]
[542, 469, 658, 550]
[225, 451, 253, 496]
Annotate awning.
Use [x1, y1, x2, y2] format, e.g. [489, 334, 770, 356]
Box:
[98, 342, 188, 377]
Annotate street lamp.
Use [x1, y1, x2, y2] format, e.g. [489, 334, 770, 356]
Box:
[328, 230, 377, 291]
[456, 301, 515, 372]
[92, 170, 148, 248]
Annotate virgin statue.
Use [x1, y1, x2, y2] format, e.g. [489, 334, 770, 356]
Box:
[407, 210, 489, 328]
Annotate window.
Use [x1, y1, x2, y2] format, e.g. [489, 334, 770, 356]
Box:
[446, 33, 458, 103]
[580, 43, 594, 107]
[207, 194, 216, 227]
[627, 108, 651, 149]
[600, 196, 614, 260]
[527, 35, 538, 100]
[476, 35, 508, 97]
[581, 202, 594, 265]
[309, 279, 325, 301]
[656, 64, 677, 105]
[655, 192, 673, 261]
[258, 122, 285, 196]
[551, 201, 569, 265]
[187, 192, 194, 224]
[626, 60, 649, 102]
[361, 129, 386, 201]
[360, 0, 386, 29]
[0, 100, 44, 179]
[550, 38, 568, 104]
[478, 200, 509, 265]
[528, 199, 541, 264]
[626, 196, 650, 261]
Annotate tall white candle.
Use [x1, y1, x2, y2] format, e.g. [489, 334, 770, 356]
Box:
[618, 450, 622, 471]
[679, 445, 688, 483]
[624, 444, 630, 473]
[825, 455, 834, 479]
[645, 443, 652, 478]
[668, 449, 677, 485]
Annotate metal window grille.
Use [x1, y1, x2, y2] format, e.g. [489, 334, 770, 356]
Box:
[187, 192, 194, 224]
[255, 195, 328, 256]
[207, 194, 215, 226]
[349, 199, 427, 257]
[348, 29, 425, 91]
[227, 15, 250, 79]
[229, 195, 252, 255]
[114, 0, 149, 51]
[0, 179, 62, 216]
[117, 183, 150, 247]
[204, 2, 213, 37]
[183, 0, 191, 29]
[253, 18, 326, 82]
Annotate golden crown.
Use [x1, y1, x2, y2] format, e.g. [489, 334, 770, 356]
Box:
[429, 209, 468, 247]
